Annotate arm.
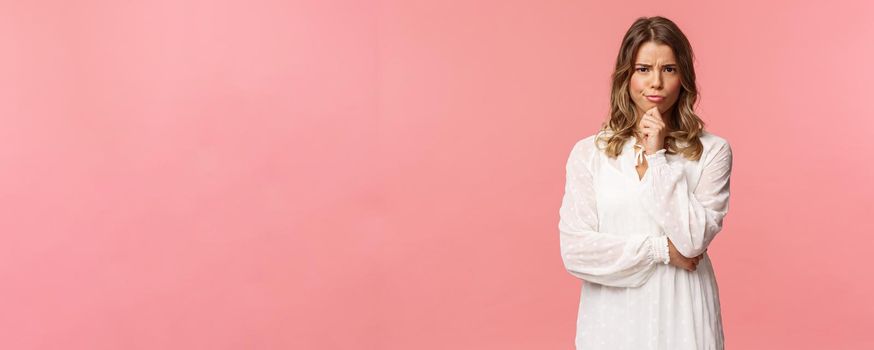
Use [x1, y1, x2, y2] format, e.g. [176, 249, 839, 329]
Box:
[639, 141, 733, 258]
[558, 139, 670, 288]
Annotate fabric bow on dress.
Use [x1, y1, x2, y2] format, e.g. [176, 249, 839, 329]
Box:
[633, 143, 646, 166]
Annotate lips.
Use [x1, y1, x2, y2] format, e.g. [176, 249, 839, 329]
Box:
[646, 95, 665, 102]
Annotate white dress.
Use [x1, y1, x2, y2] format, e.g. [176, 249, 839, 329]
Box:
[558, 128, 732, 350]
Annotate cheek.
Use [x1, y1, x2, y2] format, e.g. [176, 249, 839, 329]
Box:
[667, 79, 682, 94]
[629, 76, 645, 93]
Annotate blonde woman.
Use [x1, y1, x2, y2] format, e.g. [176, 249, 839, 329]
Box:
[558, 16, 732, 349]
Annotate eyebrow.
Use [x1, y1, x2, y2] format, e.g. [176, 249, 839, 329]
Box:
[635, 63, 678, 67]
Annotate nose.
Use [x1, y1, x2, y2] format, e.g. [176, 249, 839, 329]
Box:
[650, 71, 663, 89]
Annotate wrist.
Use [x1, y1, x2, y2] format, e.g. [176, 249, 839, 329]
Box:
[644, 149, 667, 167]
[650, 235, 671, 265]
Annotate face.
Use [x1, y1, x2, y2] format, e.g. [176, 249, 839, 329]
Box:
[628, 41, 682, 123]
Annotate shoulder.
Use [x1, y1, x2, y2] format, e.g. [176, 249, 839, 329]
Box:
[697, 130, 732, 166]
[698, 130, 731, 154]
[569, 132, 603, 159]
[566, 131, 606, 172]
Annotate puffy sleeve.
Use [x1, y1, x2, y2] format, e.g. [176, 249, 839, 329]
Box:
[639, 139, 733, 258]
[558, 138, 671, 288]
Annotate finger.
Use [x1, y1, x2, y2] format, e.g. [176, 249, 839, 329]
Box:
[639, 119, 660, 131]
[642, 116, 665, 129]
[638, 115, 656, 127]
[640, 116, 664, 129]
[643, 108, 663, 121]
[639, 124, 660, 138]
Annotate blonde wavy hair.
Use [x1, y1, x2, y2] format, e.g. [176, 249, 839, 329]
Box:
[596, 16, 705, 161]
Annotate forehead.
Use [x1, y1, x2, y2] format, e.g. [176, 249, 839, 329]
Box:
[634, 42, 676, 63]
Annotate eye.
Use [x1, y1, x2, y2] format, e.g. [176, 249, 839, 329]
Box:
[636, 67, 677, 73]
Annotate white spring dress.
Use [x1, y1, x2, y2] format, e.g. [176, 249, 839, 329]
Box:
[558, 129, 733, 350]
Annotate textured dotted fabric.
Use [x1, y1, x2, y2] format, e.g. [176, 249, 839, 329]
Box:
[558, 128, 732, 350]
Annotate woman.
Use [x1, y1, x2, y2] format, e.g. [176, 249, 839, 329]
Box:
[558, 16, 732, 350]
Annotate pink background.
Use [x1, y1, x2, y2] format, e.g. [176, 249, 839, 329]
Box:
[1, 0, 872, 349]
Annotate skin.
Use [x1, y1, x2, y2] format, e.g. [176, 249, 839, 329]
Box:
[628, 41, 704, 271]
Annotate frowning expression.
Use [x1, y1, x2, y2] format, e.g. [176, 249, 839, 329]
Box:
[628, 41, 682, 120]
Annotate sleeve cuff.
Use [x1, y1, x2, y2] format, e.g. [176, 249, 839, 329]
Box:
[649, 235, 670, 265]
[644, 149, 667, 167]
